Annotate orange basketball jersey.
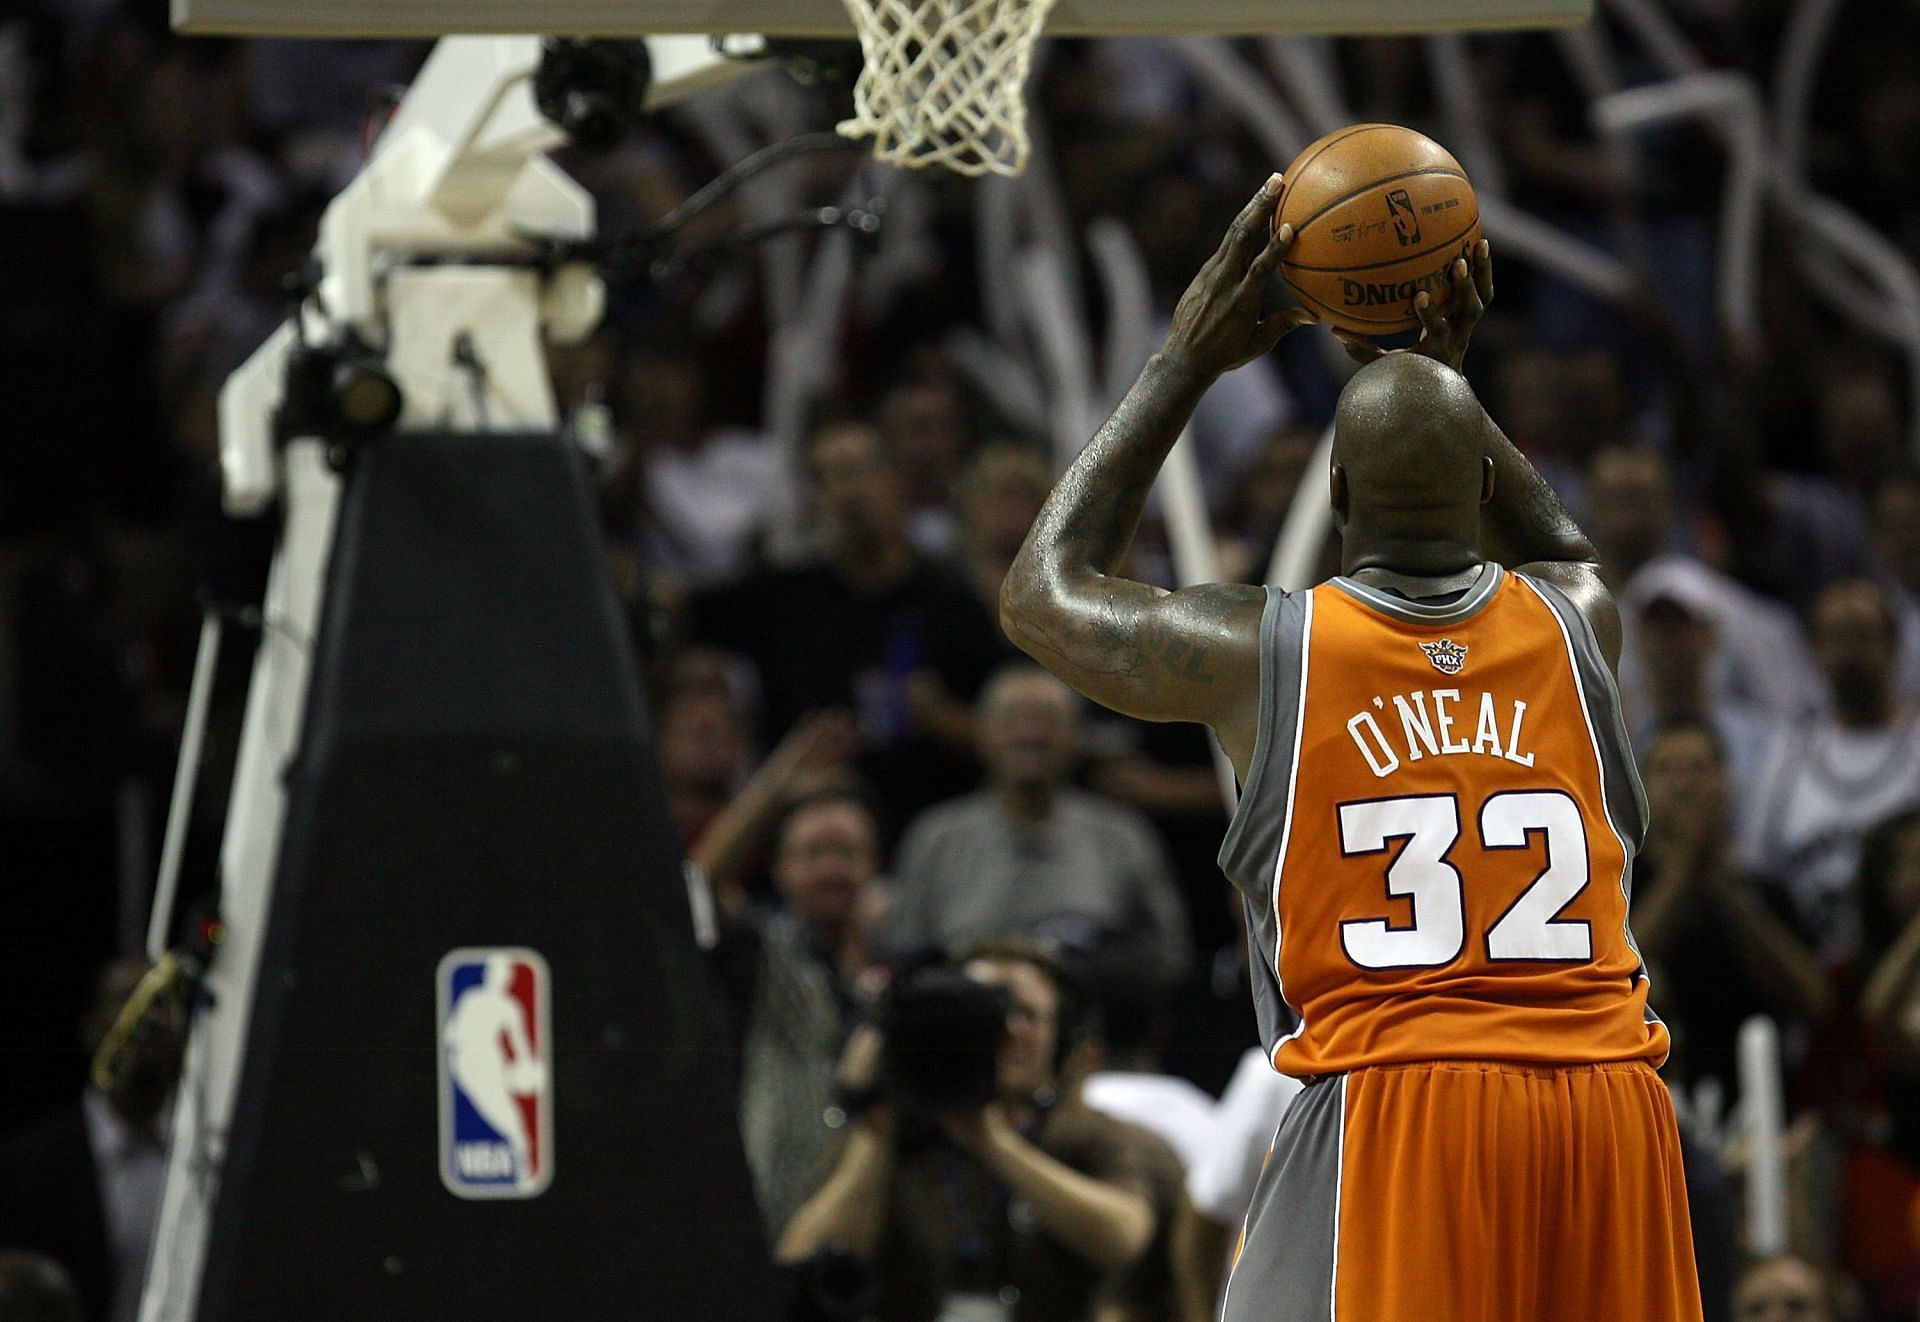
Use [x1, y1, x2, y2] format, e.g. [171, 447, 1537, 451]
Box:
[1217, 564, 1668, 1077]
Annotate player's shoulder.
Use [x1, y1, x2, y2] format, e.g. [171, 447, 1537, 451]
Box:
[1511, 562, 1622, 669]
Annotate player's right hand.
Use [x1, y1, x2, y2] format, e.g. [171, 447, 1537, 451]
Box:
[1162, 175, 1317, 380]
[1334, 238, 1493, 374]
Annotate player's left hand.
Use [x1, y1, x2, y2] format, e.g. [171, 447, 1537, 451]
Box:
[1334, 238, 1493, 374]
[1163, 175, 1317, 380]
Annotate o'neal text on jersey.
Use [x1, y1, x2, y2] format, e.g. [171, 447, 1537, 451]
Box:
[1344, 687, 1535, 778]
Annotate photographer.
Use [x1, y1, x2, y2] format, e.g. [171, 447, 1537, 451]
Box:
[777, 940, 1175, 1322]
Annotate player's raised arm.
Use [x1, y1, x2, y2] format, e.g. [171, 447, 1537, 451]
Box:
[1478, 405, 1623, 671]
[1000, 176, 1312, 773]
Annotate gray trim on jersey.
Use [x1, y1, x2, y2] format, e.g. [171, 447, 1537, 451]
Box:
[1518, 574, 1649, 849]
[1328, 561, 1504, 626]
[1518, 574, 1664, 1025]
[1218, 588, 1313, 1051]
[1218, 587, 1284, 886]
[1219, 1073, 1348, 1322]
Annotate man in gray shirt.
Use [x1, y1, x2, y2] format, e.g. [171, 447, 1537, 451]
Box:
[883, 665, 1192, 993]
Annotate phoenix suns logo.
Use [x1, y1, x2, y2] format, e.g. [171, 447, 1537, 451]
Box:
[1419, 639, 1467, 675]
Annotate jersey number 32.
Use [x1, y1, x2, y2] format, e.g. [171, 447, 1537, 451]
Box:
[1336, 791, 1593, 970]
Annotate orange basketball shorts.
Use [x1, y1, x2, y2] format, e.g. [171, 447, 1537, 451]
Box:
[1221, 1059, 1703, 1321]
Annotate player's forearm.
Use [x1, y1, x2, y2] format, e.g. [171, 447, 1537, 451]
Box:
[981, 1125, 1155, 1271]
[1478, 411, 1599, 570]
[775, 1121, 896, 1263]
[1004, 354, 1205, 623]
[1001, 354, 1208, 705]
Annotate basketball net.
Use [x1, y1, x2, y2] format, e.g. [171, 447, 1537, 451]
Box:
[835, 0, 1058, 177]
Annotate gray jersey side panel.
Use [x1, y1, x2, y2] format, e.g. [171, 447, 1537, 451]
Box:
[1520, 575, 1649, 851]
[1242, 894, 1298, 1052]
[1216, 588, 1311, 1053]
[1219, 1073, 1347, 1322]
[1217, 586, 1307, 892]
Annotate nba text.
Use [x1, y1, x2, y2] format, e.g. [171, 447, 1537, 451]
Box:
[1344, 689, 1534, 778]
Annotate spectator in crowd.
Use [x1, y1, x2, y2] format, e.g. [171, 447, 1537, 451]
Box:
[157, 188, 325, 462]
[1743, 581, 1920, 966]
[777, 940, 1179, 1322]
[1634, 722, 1829, 1086]
[883, 665, 1192, 996]
[877, 373, 977, 560]
[1733, 1255, 1840, 1322]
[0, 956, 183, 1322]
[654, 655, 756, 851]
[686, 708, 866, 1234]
[1720, 432, 1876, 619]
[953, 441, 1053, 628]
[1634, 722, 1829, 1085]
[0, 1250, 82, 1322]
[1591, 446, 1818, 723]
[716, 783, 884, 1237]
[1623, 589, 1779, 799]
[1869, 471, 1920, 706]
[1586, 445, 1674, 588]
[1817, 365, 1907, 526]
[1077, 996, 1215, 1180]
[1860, 809, 1920, 1056]
[688, 419, 1004, 843]
[1842, 808, 1920, 1318]
[602, 338, 789, 593]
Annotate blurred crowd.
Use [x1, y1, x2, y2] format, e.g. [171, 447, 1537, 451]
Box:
[2, 0, 1920, 1319]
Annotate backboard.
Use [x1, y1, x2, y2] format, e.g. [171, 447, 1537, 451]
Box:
[172, 0, 1591, 38]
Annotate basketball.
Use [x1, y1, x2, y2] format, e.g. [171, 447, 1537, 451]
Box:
[1274, 124, 1481, 335]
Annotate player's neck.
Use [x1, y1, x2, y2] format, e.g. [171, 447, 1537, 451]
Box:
[1340, 526, 1481, 583]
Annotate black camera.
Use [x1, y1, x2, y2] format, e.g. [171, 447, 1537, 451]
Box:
[877, 967, 1009, 1113]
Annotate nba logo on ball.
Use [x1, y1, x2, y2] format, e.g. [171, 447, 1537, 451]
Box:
[438, 948, 553, 1199]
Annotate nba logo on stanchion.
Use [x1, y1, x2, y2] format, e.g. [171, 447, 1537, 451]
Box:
[437, 948, 553, 1198]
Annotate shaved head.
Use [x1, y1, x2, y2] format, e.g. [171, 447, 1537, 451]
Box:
[1335, 356, 1486, 508]
[1330, 356, 1492, 567]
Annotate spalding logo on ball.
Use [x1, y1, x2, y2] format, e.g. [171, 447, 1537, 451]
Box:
[1273, 124, 1481, 335]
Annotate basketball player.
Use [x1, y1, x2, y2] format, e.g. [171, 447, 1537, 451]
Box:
[1001, 174, 1701, 1320]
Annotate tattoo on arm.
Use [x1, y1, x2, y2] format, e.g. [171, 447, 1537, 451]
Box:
[1001, 355, 1263, 722]
[1142, 619, 1215, 683]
